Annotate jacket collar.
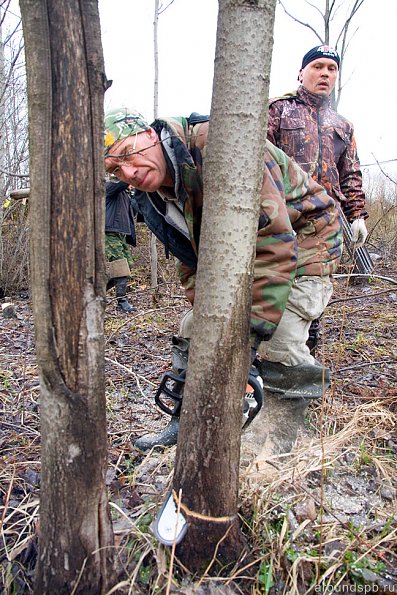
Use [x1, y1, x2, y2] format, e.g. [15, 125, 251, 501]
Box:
[298, 85, 331, 109]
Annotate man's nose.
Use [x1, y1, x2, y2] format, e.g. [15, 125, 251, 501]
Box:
[120, 162, 139, 181]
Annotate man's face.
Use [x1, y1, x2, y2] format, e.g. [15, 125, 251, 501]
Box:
[299, 58, 338, 96]
[105, 128, 170, 192]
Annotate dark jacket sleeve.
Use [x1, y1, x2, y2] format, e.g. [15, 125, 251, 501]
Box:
[267, 101, 283, 147]
[337, 131, 368, 220]
[105, 180, 129, 198]
[105, 181, 136, 243]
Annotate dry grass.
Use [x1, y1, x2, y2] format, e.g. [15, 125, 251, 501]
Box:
[364, 172, 397, 256]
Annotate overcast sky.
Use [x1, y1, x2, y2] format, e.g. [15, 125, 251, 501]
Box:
[99, 0, 397, 174]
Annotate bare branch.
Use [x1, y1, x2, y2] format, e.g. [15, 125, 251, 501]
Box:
[158, 0, 175, 16]
[0, 168, 29, 179]
[0, 40, 24, 105]
[4, 18, 22, 45]
[0, 0, 11, 28]
[303, 0, 324, 20]
[371, 154, 397, 186]
[278, 1, 324, 44]
[329, 0, 338, 13]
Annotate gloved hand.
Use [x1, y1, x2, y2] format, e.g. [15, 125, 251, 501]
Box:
[351, 218, 368, 249]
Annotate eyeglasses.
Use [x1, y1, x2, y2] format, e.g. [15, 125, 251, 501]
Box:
[105, 132, 176, 162]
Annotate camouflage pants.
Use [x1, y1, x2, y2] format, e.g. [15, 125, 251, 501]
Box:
[105, 233, 134, 270]
[258, 275, 333, 366]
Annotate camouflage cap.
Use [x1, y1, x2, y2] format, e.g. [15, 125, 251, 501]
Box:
[104, 107, 150, 154]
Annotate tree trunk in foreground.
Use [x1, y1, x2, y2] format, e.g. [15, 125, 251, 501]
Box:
[20, 1, 114, 593]
[173, 0, 277, 572]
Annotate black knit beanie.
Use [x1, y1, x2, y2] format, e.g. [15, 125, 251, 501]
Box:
[301, 45, 340, 70]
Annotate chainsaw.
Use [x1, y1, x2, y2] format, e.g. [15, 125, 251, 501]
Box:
[154, 364, 264, 429]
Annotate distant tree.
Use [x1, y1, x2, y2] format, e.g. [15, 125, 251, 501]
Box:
[20, 0, 114, 593]
[0, 2, 27, 192]
[149, 0, 175, 294]
[0, 3, 29, 292]
[149, 0, 160, 292]
[278, 0, 365, 107]
[172, 0, 277, 572]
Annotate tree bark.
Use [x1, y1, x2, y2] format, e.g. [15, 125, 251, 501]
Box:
[20, 1, 114, 593]
[173, 0, 277, 572]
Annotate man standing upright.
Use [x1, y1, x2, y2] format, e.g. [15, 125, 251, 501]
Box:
[267, 45, 368, 245]
[267, 45, 371, 352]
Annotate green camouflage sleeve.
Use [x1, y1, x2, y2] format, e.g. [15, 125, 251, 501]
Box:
[266, 141, 342, 277]
[251, 153, 298, 342]
[175, 259, 196, 305]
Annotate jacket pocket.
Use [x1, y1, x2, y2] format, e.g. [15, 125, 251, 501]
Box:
[279, 116, 306, 159]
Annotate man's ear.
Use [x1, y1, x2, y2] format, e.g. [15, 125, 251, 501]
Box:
[298, 69, 303, 83]
[148, 127, 157, 141]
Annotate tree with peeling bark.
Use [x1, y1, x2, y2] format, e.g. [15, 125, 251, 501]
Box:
[172, 0, 277, 572]
[278, 0, 365, 107]
[19, 1, 114, 593]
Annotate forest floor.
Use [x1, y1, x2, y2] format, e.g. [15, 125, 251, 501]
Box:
[0, 236, 396, 594]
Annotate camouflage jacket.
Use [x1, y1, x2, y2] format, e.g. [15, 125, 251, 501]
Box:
[267, 86, 367, 221]
[134, 115, 342, 341]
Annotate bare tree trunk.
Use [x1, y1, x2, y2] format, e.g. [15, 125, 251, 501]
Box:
[149, 0, 159, 292]
[0, 19, 5, 283]
[20, 1, 114, 593]
[173, 0, 277, 572]
[153, 0, 159, 119]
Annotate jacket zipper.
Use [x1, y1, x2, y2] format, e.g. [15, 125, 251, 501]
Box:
[316, 107, 323, 183]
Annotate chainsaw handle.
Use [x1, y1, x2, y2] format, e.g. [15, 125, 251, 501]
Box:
[154, 370, 186, 416]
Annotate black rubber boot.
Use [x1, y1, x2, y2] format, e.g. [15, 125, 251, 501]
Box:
[134, 417, 179, 451]
[257, 360, 330, 399]
[115, 277, 137, 313]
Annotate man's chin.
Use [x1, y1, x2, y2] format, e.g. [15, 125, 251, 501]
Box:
[315, 87, 330, 96]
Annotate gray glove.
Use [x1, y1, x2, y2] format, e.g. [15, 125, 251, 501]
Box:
[351, 218, 368, 249]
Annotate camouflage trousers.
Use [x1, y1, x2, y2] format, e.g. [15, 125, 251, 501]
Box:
[105, 233, 134, 271]
[258, 275, 333, 366]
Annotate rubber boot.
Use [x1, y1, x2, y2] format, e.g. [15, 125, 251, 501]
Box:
[257, 360, 330, 399]
[134, 417, 179, 451]
[115, 277, 137, 313]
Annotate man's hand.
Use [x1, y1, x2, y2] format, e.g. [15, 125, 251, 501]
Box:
[351, 218, 368, 249]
